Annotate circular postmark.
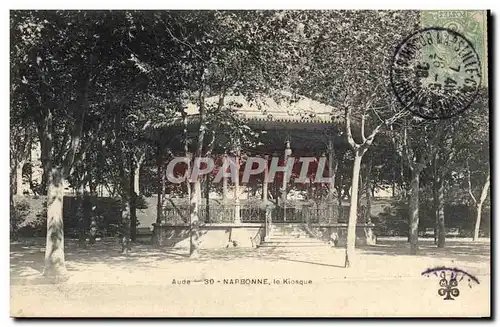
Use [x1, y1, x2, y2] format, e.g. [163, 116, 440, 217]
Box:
[390, 27, 482, 119]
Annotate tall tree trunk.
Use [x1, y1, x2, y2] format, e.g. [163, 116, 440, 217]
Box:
[435, 178, 445, 248]
[399, 157, 406, 199]
[156, 144, 162, 224]
[357, 171, 363, 219]
[473, 175, 490, 241]
[189, 84, 207, 257]
[327, 140, 337, 223]
[15, 160, 25, 196]
[189, 178, 200, 256]
[195, 178, 202, 203]
[409, 170, 421, 255]
[327, 139, 336, 199]
[133, 152, 144, 195]
[130, 195, 137, 242]
[87, 160, 96, 195]
[119, 157, 131, 254]
[10, 162, 16, 198]
[76, 164, 90, 246]
[39, 107, 69, 277]
[205, 175, 210, 223]
[222, 175, 228, 200]
[10, 193, 18, 241]
[134, 166, 140, 195]
[115, 98, 131, 253]
[392, 169, 396, 197]
[44, 167, 67, 277]
[233, 151, 241, 223]
[432, 179, 438, 245]
[365, 180, 372, 224]
[130, 157, 137, 242]
[40, 83, 88, 272]
[28, 143, 33, 194]
[161, 160, 167, 211]
[38, 124, 51, 196]
[345, 151, 363, 268]
[364, 157, 373, 224]
[77, 184, 85, 246]
[120, 204, 131, 254]
[336, 179, 343, 222]
[431, 155, 438, 245]
[84, 192, 95, 245]
[473, 204, 483, 241]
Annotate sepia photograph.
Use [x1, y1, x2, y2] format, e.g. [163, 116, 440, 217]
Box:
[9, 8, 491, 318]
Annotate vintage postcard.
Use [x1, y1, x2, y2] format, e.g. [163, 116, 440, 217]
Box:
[10, 9, 490, 317]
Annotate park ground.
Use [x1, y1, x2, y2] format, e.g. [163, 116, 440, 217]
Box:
[10, 237, 490, 317]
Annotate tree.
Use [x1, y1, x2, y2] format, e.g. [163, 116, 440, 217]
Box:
[11, 10, 142, 275]
[429, 119, 464, 248]
[460, 93, 490, 241]
[467, 165, 490, 241]
[135, 10, 310, 256]
[284, 10, 419, 266]
[392, 118, 447, 254]
[10, 124, 35, 196]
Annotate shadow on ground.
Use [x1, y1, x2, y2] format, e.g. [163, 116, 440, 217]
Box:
[10, 239, 290, 279]
[360, 238, 490, 265]
[10, 237, 490, 281]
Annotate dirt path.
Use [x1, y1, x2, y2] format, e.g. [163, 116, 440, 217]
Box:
[10, 238, 490, 317]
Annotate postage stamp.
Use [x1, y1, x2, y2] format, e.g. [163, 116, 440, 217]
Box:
[420, 10, 488, 83]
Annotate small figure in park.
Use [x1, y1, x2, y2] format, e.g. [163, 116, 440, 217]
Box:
[88, 217, 98, 244]
[119, 203, 132, 254]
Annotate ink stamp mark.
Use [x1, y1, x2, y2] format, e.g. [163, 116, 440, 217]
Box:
[438, 271, 460, 300]
[422, 267, 480, 300]
[391, 27, 482, 120]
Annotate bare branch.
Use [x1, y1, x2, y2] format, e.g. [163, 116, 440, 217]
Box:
[402, 124, 415, 171]
[194, 83, 207, 158]
[62, 78, 90, 177]
[372, 106, 385, 124]
[389, 124, 403, 158]
[71, 120, 104, 175]
[386, 108, 411, 125]
[466, 159, 477, 205]
[345, 106, 359, 150]
[418, 127, 444, 169]
[364, 123, 382, 145]
[133, 148, 146, 169]
[217, 88, 226, 110]
[361, 114, 367, 143]
[164, 25, 208, 64]
[205, 130, 216, 157]
[479, 174, 491, 205]
[138, 152, 146, 166]
[363, 106, 410, 149]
